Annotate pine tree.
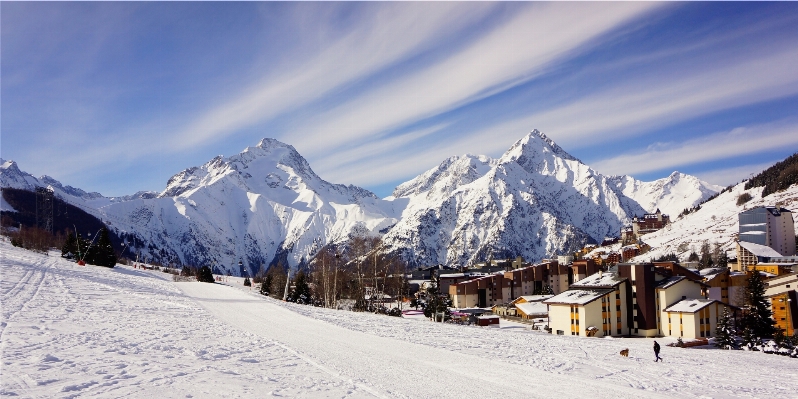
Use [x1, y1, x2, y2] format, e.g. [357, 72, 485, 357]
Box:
[744, 271, 776, 339]
[260, 273, 273, 296]
[688, 252, 700, 262]
[61, 232, 78, 259]
[715, 251, 729, 268]
[714, 308, 737, 349]
[741, 323, 760, 350]
[291, 270, 311, 304]
[197, 266, 215, 283]
[93, 228, 117, 267]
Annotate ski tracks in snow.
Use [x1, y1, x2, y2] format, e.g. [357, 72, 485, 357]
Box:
[179, 282, 666, 399]
[0, 243, 373, 398]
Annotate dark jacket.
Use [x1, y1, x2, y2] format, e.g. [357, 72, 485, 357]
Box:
[653, 342, 661, 353]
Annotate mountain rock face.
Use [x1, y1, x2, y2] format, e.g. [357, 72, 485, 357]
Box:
[609, 172, 723, 218]
[92, 139, 401, 275]
[380, 130, 653, 266]
[1, 132, 723, 274]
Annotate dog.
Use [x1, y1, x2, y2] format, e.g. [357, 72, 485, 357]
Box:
[619, 348, 629, 357]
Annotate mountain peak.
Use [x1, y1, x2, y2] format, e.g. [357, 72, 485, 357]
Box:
[392, 153, 496, 198]
[256, 137, 294, 151]
[499, 129, 582, 177]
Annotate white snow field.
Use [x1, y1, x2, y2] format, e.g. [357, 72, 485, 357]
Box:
[3, 242, 798, 398]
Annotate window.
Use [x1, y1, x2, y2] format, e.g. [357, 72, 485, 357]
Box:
[557, 330, 564, 335]
[616, 305, 621, 311]
[617, 328, 622, 334]
[617, 317, 621, 322]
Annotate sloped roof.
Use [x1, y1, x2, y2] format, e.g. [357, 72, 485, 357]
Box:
[511, 295, 553, 304]
[665, 298, 718, 313]
[544, 288, 614, 305]
[738, 241, 784, 258]
[656, 275, 686, 289]
[571, 272, 626, 288]
[515, 302, 549, 316]
[699, 268, 727, 278]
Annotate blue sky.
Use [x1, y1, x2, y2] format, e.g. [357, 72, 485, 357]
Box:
[3, 2, 798, 198]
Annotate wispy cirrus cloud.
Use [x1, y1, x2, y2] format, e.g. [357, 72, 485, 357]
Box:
[456, 39, 798, 158]
[694, 162, 777, 187]
[590, 121, 798, 177]
[5, 3, 798, 198]
[170, 3, 497, 150]
[292, 2, 662, 158]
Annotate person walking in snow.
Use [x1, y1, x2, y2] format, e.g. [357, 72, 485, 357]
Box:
[653, 340, 662, 362]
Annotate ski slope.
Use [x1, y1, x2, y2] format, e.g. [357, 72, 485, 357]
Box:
[2, 241, 797, 398]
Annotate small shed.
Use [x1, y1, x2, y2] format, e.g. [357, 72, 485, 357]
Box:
[477, 315, 500, 326]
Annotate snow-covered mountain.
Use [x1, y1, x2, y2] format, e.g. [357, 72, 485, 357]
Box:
[631, 181, 798, 263]
[380, 130, 656, 266]
[609, 172, 723, 217]
[1, 131, 723, 273]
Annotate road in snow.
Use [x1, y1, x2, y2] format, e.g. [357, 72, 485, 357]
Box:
[3, 240, 798, 398]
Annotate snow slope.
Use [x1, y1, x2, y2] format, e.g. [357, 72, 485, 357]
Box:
[609, 172, 723, 218]
[3, 241, 798, 398]
[632, 181, 798, 262]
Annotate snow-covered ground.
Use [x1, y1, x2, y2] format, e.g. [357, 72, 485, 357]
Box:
[3, 241, 798, 398]
[633, 182, 798, 262]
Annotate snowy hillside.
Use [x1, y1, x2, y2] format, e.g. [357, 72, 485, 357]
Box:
[609, 172, 723, 217]
[380, 130, 718, 267]
[632, 181, 798, 262]
[2, 132, 721, 273]
[93, 139, 402, 275]
[3, 241, 797, 398]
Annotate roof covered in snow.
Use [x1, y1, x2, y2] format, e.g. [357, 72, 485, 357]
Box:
[655, 275, 687, 289]
[664, 298, 718, 313]
[515, 301, 549, 316]
[512, 295, 553, 304]
[738, 241, 784, 258]
[544, 289, 614, 305]
[699, 267, 727, 279]
[571, 272, 626, 288]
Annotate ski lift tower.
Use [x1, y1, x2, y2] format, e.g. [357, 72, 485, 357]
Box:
[35, 187, 54, 235]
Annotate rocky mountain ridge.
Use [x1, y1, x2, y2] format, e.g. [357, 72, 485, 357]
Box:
[1, 131, 722, 274]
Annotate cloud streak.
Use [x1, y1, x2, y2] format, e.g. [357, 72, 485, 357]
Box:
[170, 3, 496, 150]
[590, 121, 798, 177]
[292, 3, 662, 158]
